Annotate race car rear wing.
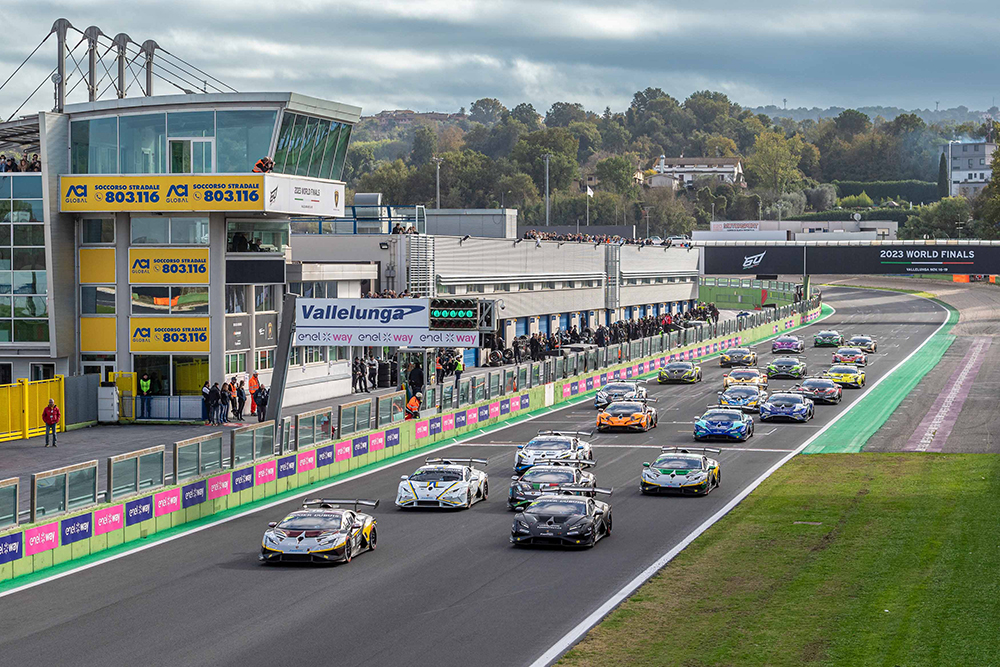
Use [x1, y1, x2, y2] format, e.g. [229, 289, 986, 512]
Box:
[303, 498, 380, 510]
[537, 430, 594, 438]
[554, 485, 612, 496]
[661, 446, 721, 454]
[524, 458, 596, 469]
[425, 457, 488, 466]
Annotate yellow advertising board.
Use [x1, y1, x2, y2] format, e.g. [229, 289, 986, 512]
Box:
[60, 174, 265, 212]
[80, 317, 116, 352]
[129, 248, 210, 284]
[129, 317, 210, 353]
[78, 247, 116, 283]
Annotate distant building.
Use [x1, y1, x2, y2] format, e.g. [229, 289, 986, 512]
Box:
[645, 172, 679, 190]
[948, 141, 996, 198]
[651, 155, 745, 187]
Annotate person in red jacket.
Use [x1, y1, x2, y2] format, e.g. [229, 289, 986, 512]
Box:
[42, 398, 60, 447]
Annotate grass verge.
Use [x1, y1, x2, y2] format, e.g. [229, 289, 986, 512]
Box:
[558, 453, 1000, 667]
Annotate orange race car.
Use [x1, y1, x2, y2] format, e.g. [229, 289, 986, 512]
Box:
[597, 399, 658, 432]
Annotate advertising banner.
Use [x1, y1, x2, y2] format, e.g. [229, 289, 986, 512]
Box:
[208, 474, 231, 500]
[297, 449, 316, 472]
[128, 248, 210, 284]
[263, 174, 345, 218]
[703, 245, 806, 275]
[0, 532, 22, 564]
[277, 455, 296, 479]
[293, 298, 479, 348]
[335, 440, 352, 461]
[130, 317, 210, 353]
[60, 174, 265, 212]
[255, 460, 277, 485]
[370, 431, 386, 451]
[710, 221, 761, 232]
[804, 245, 1000, 275]
[317, 444, 336, 467]
[60, 513, 93, 546]
[24, 523, 58, 556]
[125, 496, 153, 525]
[429, 417, 442, 436]
[232, 467, 255, 493]
[385, 427, 400, 447]
[182, 481, 206, 508]
[94, 505, 123, 535]
[352, 436, 369, 457]
[154, 488, 181, 516]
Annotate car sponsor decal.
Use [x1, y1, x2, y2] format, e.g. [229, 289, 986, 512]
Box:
[60, 513, 92, 546]
[94, 505, 123, 536]
[125, 496, 153, 525]
[182, 480, 207, 508]
[232, 467, 254, 491]
[208, 473, 231, 499]
[154, 488, 181, 516]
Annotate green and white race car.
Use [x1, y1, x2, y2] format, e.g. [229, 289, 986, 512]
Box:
[813, 330, 843, 347]
[766, 356, 807, 379]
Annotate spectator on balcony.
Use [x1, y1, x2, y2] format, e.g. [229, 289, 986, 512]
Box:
[208, 383, 222, 425]
[30, 154, 41, 171]
[18, 158, 29, 172]
[42, 398, 60, 447]
[201, 381, 210, 423]
[230, 232, 250, 253]
[0, 155, 6, 172]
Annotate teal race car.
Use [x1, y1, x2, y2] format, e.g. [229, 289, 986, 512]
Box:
[693, 408, 754, 442]
[813, 330, 843, 347]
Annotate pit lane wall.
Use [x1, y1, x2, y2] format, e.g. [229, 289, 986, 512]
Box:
[0, 299, 824, 583]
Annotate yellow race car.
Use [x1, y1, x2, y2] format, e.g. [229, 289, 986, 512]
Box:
[823, 364, 866, 388]
[722, 367, 768, 389]
[597, 400, 658, 432]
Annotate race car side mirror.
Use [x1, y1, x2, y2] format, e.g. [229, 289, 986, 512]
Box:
[511, 476, 519, 480]
[716, 391, 723, 395]
[353, 522, 363, 529]
[516, 444, 525, 449]
[400, 475, 409, 481]
[642, 462, 650, 467]
[268, 522, 277, 528]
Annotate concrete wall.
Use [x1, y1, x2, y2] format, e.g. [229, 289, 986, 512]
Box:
[425, 209, 517, 239]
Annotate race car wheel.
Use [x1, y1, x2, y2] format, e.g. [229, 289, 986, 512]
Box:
[605, 514, 612, 537]
[716, 470, 721, 487]
[368, 527, 377, 551]
[344, 541, 353, 563]
[481, 480, 489, 501]
[466, 490, 473, 508]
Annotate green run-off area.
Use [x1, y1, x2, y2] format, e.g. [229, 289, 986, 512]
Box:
[559, 453, 1000, 667]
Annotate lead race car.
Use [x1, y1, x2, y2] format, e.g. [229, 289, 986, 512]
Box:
[594, 380, 647, 409]
[507, 460, 597, 510]
[260, 499, 378, 565]
[511, 488, 613, 548]
[395, 458, 489, 509]
[640, 447, 721, 496]
[514, 431, 595, 474]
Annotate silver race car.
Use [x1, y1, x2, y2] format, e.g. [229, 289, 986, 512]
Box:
[507, 460, 597, 510]
[260, 499, 378, 565]
[594, 381, 647, 409]
[514, 431, 595, 474]
[396, 458, 489, 509]
[640, 447, 721, 496]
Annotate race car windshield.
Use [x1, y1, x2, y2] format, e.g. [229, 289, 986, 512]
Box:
[526, 439, 573, 451]
[527, 500, 587, 515]
[818, 331, 838, 337]
[522, 470, 575, 484]
[725, 387, 758, 397]
[409, 469, 463, 482]
[769, 395, 803, 406]
[730, 370, 758, 379]
[606, 402, 642, 415]
[773, 359, 798, 365]
[278, 514, 343, 530]
[603, 383, 634, 393]
[802, 379, 836, 389]
[829, 366, 857, 374]
[704, 410, 742, 421]
[729, 348, 750, 354]
[776, 337, 798, 342]
[654, 457, 702, 469]
[837, 348, 861, 354]
[850, 337, 871, 344]
[665, 362, 693, 370]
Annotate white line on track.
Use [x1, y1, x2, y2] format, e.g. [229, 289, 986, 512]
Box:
[527, 290, 950, 667]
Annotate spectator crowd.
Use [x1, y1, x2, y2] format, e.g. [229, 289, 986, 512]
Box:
[522, 229, 692, 248]
[0, 153, 42, 172]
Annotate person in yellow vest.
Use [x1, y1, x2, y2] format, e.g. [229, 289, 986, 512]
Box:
[454, 356, 464, 388]
[138, 373, 152, 419]
[248, 372, 260, 416]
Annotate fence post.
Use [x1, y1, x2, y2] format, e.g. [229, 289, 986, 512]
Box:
[58, 375, 66, 434]
[19, 378, 29, 440]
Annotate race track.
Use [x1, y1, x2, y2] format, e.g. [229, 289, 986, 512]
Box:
[0, 287, 946, 667]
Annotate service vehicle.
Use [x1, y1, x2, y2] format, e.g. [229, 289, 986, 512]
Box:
[514, 431, 595, 474]
[771, 335, 805, 354]
[395, 458, 489, 509]
[260, 499, 378, 565]
[766, 356, 808, 379]
[640, 447, 721, 496]
[719, 347, 757, 367]
[717, 385, 768, 412]
[597, 399, 658, 432]
[813, 330, 844, 347]
[832, 347, 867, 366]
[791, 377, 843, 404]
[723, 367, 769, 389]
[693, 407, 755, 441]
[507, 460, 596, 510]
[823, 364, 866, 388]
[658, 361, 703, 383]
[594, 380, 647, 409]
[759, 392, 815, 422]
[510, 488, 613, 548]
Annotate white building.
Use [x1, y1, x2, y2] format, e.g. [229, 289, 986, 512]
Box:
[948, 141, 996, 198]
[651, 155, 745, 187]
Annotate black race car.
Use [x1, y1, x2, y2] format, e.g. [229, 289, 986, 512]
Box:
[792, 377, 843, 404]
[511, 488, 613, 548]
[507, 460, 596, 510]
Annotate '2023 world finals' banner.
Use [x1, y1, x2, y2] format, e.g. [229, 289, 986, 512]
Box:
[294, 299, 479, 348]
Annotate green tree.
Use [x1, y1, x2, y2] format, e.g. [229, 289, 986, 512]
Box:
[568, 121, 602, 162]
[594, 155, 634, 194]
[409, 125, 437, 166]
[899, 197, 972, 239]
[545, 102, 587, 127]
[511, 127, 580, 193]
[600, 121, 631, 153]
[342, 143, 376, 186]
[496, 172, 539, 209]
[797, 141, 821, 179]
[469, 98, 507, 126]
[972, 151, 1000, 237]
[937, 152, 949, 199]
[744, 129, 802, 197]
[357, 159, 415, 204]
[510, 103, 541, 130]
[645, 186, 696, 236]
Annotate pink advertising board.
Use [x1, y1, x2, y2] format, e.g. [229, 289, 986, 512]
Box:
[510, 395, 521, 411]
[297, 449, 316, 472]
[442, 414, 455, 432]
[154, 488, 181, 517]
[562, 385, 571, 398]
[489, 402, 501, 418]
[335, 440, 352, 462]
[466, 408, 479, 425]
[25, 522, 58, 555]
[415, 421, 429, 439]
[94, 505, 123, 536]
[255, 460, 277, 485]
[207, 474, 231, 500]
[369, 431, 386, 452]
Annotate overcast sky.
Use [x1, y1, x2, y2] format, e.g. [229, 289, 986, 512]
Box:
[1, 0, 997, 119]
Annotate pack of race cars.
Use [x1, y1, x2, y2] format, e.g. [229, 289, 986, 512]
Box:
[260, 328, 875, 560]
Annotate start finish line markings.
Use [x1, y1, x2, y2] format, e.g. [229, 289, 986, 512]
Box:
[469, 443, 792, 453]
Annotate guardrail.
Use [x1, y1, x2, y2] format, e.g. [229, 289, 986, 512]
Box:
[0, 296, 822, 582]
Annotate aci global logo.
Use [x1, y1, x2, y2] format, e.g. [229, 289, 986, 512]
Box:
[166, 184, 188, 199]
[131, 258, 150, 273]
[64, 184, 87, 203]
[132, 327, 151, 343]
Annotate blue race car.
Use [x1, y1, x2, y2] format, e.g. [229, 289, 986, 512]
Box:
[693, 408, 754, 442]
[759, 392, 815, 423]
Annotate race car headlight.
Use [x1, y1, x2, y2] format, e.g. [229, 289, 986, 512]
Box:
[597, 391, 607, 399]
[442, 487, 466, 498]
[316, 531, 342, 546]
[514, 520, 530, 533]
[642, 469, 658, 480]
[264, 531, 282, 545]
[688, 472, 707, 482]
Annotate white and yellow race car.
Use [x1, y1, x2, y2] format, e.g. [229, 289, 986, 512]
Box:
[722, 367, 769, 389]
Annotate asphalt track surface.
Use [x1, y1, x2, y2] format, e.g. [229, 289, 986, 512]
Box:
[0, 287, 945, 667]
